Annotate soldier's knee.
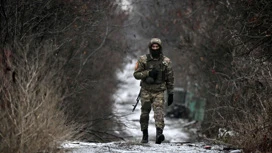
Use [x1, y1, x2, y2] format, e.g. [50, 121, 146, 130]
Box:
[141, 102, 151, 111]
[155, 122, 165, 129]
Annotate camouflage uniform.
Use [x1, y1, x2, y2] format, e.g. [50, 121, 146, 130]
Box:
[133, 39, 174, 131]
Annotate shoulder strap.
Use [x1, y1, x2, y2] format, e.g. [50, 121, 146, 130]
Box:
[146, 54, 152, 61]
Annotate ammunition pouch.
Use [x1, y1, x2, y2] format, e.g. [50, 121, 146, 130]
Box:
[143, 54, 166, 85]
[140, 54, 167, 92]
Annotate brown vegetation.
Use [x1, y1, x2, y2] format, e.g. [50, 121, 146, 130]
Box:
[0, 41, 79, 153]
[1, 0, 128, 152]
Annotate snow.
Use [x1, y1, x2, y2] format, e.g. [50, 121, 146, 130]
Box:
[118, 0, 132, 12]
[62, 141, 224, 153]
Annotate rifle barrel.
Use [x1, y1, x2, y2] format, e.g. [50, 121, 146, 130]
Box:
[132, 90, 141, 112]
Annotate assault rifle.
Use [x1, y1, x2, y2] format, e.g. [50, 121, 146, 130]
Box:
[132, 90, 141, 112]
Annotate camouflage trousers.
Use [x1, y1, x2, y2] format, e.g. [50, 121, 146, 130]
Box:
[140, 88, 165, 131]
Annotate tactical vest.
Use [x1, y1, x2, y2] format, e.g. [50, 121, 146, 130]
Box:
[141, 54, 167, 91]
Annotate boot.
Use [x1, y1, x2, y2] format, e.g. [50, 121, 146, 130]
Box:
[141, 129, 148, 143]
[155, 128, 165, 144]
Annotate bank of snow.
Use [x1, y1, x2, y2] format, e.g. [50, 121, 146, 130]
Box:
[62, 141, 225, 153]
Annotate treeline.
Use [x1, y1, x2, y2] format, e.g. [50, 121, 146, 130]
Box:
[0, 0, 127, 152]
[127, 0, 271, 152]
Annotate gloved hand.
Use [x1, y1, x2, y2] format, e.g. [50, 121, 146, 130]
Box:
[149, 68, 159, 80]
[167, 94, 173, 106]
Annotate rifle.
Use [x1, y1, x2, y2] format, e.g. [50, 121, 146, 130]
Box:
[132, 90, 141, 112]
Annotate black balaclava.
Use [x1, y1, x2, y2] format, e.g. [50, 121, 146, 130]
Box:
[149, 43, 162, 59]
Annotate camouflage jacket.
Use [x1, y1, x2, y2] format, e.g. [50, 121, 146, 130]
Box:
[133, 54, 174, 94]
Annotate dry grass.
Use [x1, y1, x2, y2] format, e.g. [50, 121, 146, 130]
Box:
[207, 60, 272, 152]
[0, 41, 81, 153]
[231, 97, 272, 153]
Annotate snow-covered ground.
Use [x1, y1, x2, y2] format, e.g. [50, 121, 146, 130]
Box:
[62, 141, 226, 153]
[62, 58, 240, 153]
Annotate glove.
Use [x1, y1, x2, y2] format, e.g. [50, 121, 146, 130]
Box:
[149, 68, 159, 80]
[167, 94, 173, 106]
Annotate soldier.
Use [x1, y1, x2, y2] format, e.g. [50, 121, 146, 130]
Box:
[133, 38, 174, 144]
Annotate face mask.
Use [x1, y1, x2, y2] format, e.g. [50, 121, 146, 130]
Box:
[150, 49, 161, 58]
[150, 50, 160, 58]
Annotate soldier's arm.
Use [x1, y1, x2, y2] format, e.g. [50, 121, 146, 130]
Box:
[164, 58, 174, 94]
[133, 56, 149, 80]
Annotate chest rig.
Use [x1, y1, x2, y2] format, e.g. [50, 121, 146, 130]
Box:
[144, 54, 166, 84]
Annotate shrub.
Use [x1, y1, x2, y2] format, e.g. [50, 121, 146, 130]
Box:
[0, 41, 80, 153]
